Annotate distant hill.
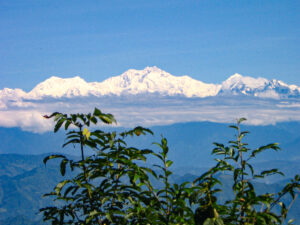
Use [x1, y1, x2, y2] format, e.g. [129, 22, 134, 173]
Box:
[0, 153, 299, 224]
[0, 154, 79, 224]
[0, 154, 63, 222]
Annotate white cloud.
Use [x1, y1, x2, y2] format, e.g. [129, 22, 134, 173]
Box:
[0, 96, 300, 133]
[0, 110, 54, 133]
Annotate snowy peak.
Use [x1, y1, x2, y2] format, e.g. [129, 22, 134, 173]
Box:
[220, 73, 300, 98]
[28, 76, 93, 99]
[221, 73, 269, 95]
[114, 66, 174, 85]
[0, 88, 27, 99]
[227, 73, 243, 80]
[142, 66, 164, 73]
[95, 66, 220, 97]
[222, 74, 268, 89]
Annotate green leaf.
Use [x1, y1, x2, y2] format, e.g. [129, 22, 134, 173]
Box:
[166, 160, 173, 168]
[237, 117, 247, 124]
[43, 112, 59, 119]
[93, 107, 102, 116]
[229, 125, 238, 130]
[54, 117, 65, 133]
[133, 174, 139, 183]
[105, 213, 113, 222]
[288, 219, 295, 224]
[90, 116, 97, 124]
[43, 154, 66, 165]
[133, 126, 153, 136]
[89, 209, 99, 217]
[261, 169, 284, 177]
[203, 218, 214, 225]
[55, 180, 71, 195]
[60, 159, 68, 176]
[62, 138, 80, 148]
[215, 218, 224, 225]
[102, 114, 115, 124]
[64, 120, 71, 130]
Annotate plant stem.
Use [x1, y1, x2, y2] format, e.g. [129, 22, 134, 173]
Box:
[238, 123, 245, 224]
[163, 155, 170, 224]
[79, 126, 102, 225]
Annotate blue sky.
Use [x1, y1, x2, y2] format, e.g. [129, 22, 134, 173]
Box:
[0, 0, 299, 91]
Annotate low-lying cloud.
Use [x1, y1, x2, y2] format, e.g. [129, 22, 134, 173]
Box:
[0, 110, 54, 133]
[0, 95, 300, 133]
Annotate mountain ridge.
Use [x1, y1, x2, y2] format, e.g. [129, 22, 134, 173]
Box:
[1, 66, 300, 101]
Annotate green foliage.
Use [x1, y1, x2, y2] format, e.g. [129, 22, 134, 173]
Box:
[206, 118, 300, 225]
[40, 109, 300, 225]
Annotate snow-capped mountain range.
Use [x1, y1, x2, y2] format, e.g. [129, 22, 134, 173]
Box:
[1, 66, 300, 102]
[1, 66, 300, 132]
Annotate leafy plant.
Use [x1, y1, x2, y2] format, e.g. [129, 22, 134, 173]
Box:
[192, 118, 300, 225]
[40, 110, 300, 225]
[40, 108, 157, 224]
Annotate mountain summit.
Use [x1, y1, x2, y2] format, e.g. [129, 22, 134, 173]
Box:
[1, 67, 300, 100]
[95, 66, 220, 97]
[220, 73, 300, 99]
[28, 76, 92, 98]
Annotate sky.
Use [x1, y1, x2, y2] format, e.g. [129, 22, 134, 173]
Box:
[0, 0, 300, 91]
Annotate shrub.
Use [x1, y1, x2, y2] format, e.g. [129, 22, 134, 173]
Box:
[40, 109, 300, 225]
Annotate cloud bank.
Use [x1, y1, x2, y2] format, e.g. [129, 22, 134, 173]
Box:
[0, 95, 299, 133]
